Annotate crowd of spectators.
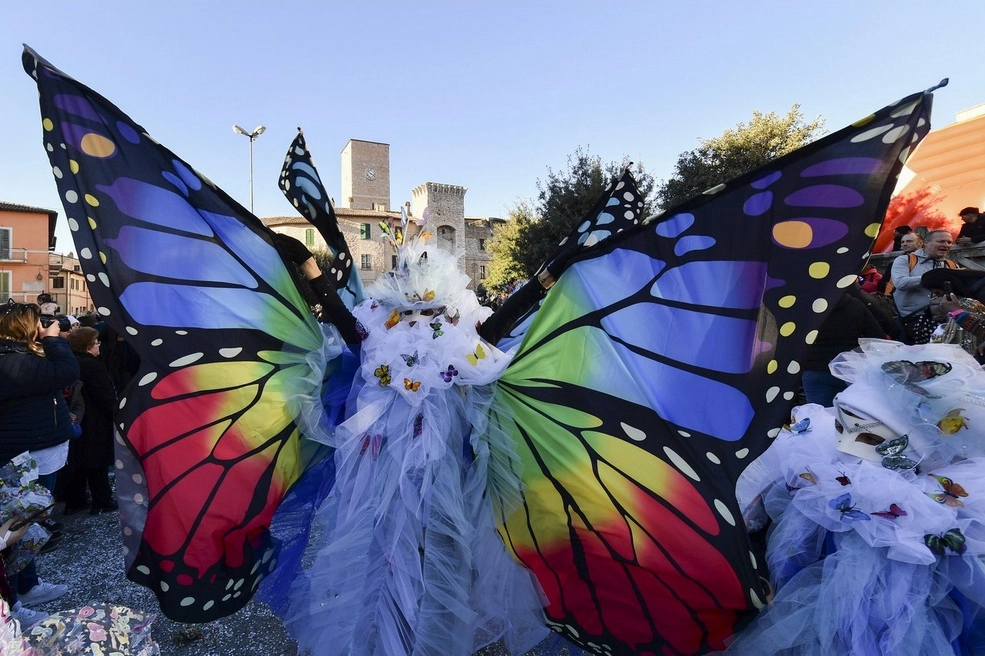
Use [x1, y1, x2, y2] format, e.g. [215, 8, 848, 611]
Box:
[0, 293, 137, 636]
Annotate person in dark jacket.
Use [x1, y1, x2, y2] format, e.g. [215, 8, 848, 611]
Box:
[62, 327, 118, 515]
[800, 292, 885, 406]
[0, 301, 78, 465]
[0, 299, 75, 617]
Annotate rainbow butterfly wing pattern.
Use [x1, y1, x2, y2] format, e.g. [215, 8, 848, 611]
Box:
[494, 88, 934, 654]
[24, 47, 331, 621]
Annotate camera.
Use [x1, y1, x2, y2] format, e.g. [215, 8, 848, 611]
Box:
[40, 315, 72, 332]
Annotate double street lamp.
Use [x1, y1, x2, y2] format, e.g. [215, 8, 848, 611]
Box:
[232, 124, 266, 213]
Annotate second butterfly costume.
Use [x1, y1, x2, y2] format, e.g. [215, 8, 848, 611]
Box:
[729, 339, 985, 656]
[278, 234, 549, 656]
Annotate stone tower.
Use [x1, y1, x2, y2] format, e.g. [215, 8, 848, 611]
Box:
[340, 139, 390, 211]
[411, 182, 466, 253]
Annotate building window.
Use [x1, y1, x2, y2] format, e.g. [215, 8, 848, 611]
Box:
[479, 265, 487, 280]
[360, 223, 372, 240]
[0, 271, 9, 300]
[71, 278, 80, 291]
[52, 276, 65, 289]
[0, 228, 11, 260]
[361, 254, 373, 270]
[305, 228, 315, 246]
[478, 238, 486, 251]
[437, 226, 456, 247]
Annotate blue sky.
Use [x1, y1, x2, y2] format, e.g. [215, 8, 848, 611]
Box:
[2, 1, 983, 255]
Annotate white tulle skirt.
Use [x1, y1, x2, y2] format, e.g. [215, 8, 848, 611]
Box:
[280, 299, 548, 656]
[727, 402, 985, 656]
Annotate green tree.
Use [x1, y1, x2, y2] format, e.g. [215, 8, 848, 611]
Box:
[489, 148, 654, 288]
[656, 105, 825, 210]
[485, 202, 535, 294]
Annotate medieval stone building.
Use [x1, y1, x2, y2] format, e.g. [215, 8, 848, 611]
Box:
[263, 139, 502, 291]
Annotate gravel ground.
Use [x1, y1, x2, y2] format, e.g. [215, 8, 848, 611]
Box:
[28, 504, 571, 656]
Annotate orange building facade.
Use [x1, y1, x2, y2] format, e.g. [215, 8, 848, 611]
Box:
[0, 202, 59, 305]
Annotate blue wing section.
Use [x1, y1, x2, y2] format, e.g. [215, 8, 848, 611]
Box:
[279, 131, 366, 308]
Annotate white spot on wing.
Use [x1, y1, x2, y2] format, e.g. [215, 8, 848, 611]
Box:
[714, 498, 736, 526]
[663, 446, 700, 481]
[170, 353, 204, 367]
[621, 422, 646, 441]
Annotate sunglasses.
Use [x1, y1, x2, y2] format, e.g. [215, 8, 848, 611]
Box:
[2, 300, 40, 315]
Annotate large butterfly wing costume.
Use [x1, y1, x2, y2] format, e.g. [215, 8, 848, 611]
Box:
[25, 45, 935, 655]
[23, 47, 341, 622]
[494, 90, 935, 654]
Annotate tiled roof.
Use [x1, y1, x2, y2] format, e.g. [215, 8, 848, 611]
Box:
[0, 201, 58, 216]
[261, 207, 401, 227]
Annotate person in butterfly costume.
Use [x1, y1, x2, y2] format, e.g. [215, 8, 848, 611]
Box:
[729, 339, 985, 656]
[23, 46, 946, 656]
[270, 222, 556, 656]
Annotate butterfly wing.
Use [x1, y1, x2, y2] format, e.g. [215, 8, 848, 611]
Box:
[943, 528, 968, 555]
[494, 89, 934, 655]
[24, 47, 337, 621]
[872, 503, 907, 520]
[279, 130, 365, 308]
[496, 170, 648, 351]
[829, 493, 853, 512]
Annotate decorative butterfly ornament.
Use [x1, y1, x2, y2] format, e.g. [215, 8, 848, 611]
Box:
[937, 408, 969, 435]
[374, 364, 392, 387]
[784, 417, 811, 434]
[924, 528, 967, 556]
[466, 343, 486, 366]
[876, 435, 918, 470]
[927, 474, 969, 507]
[871, 503, 907, 520]
[829, 493, 871, 523]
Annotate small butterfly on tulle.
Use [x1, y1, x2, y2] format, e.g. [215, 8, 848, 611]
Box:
[881, 360, 951, 398]
[881, 360, 952, 384]
[835, 471, 852, 486]
[401, 351, 420, 367]
[360, 433, 385, 459]
[404, 288, 436, 303]
[927, 474, 969, 507]
[829, 493, 870, 523]
[871, 503, 907, 520]
[466, 343, 486, 366]
[875, 435, 917, 470]
[937, 408, 970, 435]
[374, 364, 391, 387]
[798, 468, 817, 485]
[404, 378, 422, 392]
[413, 413, 424, 438]
[783, 417, 811, 434]
[430, 321, 444, 339]
[385, 309, 402, 329]
[924, 528, 967, 556]
[439, 365, 458, 382]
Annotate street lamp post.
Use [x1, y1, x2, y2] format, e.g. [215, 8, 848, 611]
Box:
[232, 124, 266, 213]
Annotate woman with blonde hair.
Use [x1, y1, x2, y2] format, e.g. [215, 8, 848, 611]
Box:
[0, 299, 76, 624]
